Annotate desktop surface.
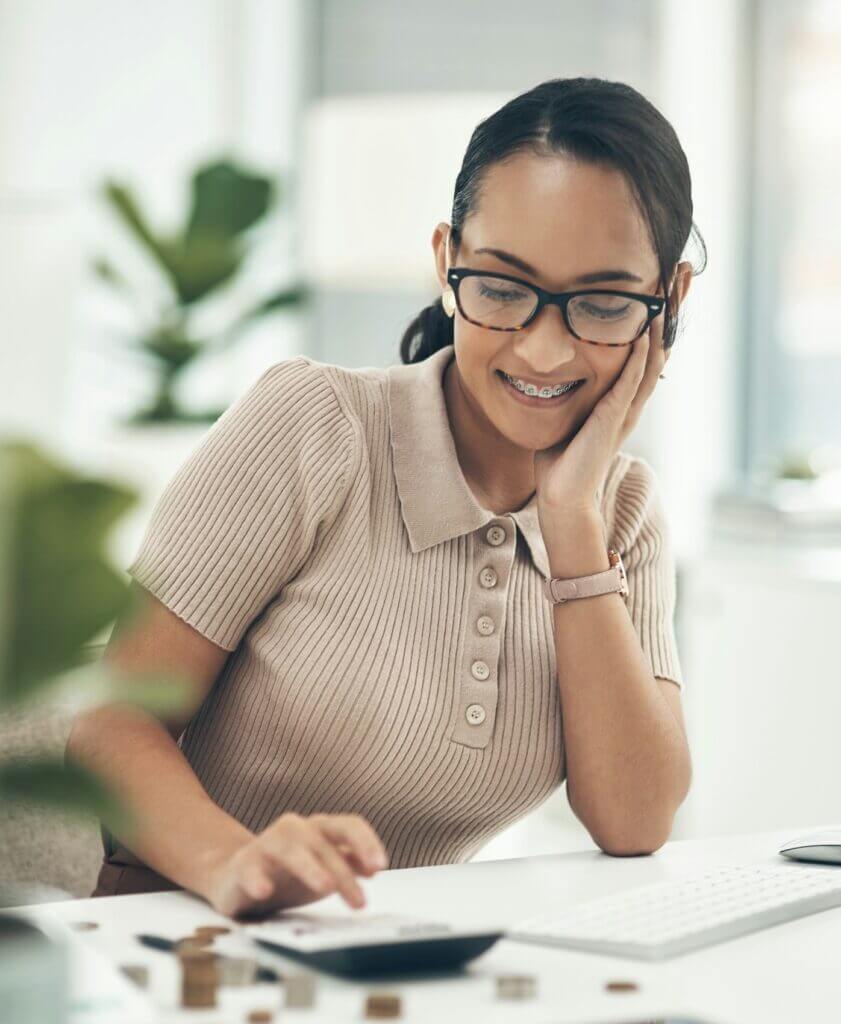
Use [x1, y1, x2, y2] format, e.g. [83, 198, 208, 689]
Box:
[11, 824, 841, 1023]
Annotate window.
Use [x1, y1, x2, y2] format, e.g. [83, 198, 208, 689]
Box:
[746, 0, 841, 480]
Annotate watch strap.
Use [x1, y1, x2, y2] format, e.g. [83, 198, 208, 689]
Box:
[543, 548, 629, 605]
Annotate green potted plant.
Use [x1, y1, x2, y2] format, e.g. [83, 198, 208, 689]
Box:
[85, 155, 312, 572]
[0, 438, 191, 1022]
[92, 156, 310, 425]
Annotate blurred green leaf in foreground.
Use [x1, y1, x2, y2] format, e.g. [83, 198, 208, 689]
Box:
[0, 440, 191, 832]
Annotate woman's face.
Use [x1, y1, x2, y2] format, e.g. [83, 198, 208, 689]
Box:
[433, 152, 684, 454]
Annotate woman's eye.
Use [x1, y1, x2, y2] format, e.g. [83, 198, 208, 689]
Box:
[478, 283, 527, 302]
[580, 302, 631, 319]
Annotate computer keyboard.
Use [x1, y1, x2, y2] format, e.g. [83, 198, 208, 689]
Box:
[509, 863, 841, 960]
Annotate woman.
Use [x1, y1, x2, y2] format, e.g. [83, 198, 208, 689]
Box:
[69, 76, 704, 919]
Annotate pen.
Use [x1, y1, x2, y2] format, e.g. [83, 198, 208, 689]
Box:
[136, 933, 283, 983]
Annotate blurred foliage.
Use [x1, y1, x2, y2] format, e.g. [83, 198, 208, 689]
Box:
[93, 157, 311, 425]
[0, 440, 191, 831]
[770, 450, 820, 481]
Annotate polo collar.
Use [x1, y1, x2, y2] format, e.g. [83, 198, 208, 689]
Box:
[386, 344, 550, 578]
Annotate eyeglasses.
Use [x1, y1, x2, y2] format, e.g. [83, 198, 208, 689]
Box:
[446, 267, 666, 347]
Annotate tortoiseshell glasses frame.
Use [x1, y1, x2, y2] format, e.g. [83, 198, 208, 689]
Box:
[446, 267, 666, 347]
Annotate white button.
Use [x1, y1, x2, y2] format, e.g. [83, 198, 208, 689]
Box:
[471, 659, 490, 681]
[479, 567, 498, 589]
[465, 704, 486, 725]
[477, 616, 495, 636]
[485, 525, 506, 546]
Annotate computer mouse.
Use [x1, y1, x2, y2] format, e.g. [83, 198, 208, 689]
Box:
[778, 830, 841, 865]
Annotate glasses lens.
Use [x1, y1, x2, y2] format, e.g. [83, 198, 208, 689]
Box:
[568, 292, 649, 344]
[458, 274, 538, 329]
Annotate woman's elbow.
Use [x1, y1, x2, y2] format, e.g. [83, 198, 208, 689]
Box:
[591, 817, 675, 857]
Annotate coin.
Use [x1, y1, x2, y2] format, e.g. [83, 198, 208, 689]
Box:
[119, 964, 149, 988]
[216, 955, 258, 986]
[496, 974, 537, 999]
[364, 991, 402, 1018]
[285, 972, 316, 1008]
[247, 1012, 274, 1023]
[605, 979, 640, 992]
[70, 921, 99, 931]
[176, 934, 214, 950]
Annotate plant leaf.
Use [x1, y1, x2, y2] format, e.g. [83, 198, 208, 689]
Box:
[0, 441, 138, 705]
[186, 159, 275, 242]
[157, 235, 244, 305]
[49, 661, 196, 719]
[100, 181, 178, 281]
[0, 758, 131, 831]
[91, 256, 130, 291]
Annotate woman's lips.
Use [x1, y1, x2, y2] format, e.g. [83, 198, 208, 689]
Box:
[497, 370, 584, 408]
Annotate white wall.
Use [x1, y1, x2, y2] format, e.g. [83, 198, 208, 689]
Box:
[634, 0, 750, 563]
[0, 0, 305, 461]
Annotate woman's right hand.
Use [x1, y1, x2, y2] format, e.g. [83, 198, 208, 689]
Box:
[202, 812, 390, 919]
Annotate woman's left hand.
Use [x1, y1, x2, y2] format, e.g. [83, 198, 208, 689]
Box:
[534, 316, 667, 518]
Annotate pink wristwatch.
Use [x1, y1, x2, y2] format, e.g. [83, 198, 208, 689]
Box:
[543, 547, 629, 605]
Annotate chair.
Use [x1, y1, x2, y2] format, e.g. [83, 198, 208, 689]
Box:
[0, 644, 107, 900]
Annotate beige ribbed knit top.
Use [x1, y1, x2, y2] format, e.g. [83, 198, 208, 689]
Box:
[116, 343, 683, 877]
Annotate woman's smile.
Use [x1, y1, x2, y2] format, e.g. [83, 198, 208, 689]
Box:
[496, 368, 586, 408]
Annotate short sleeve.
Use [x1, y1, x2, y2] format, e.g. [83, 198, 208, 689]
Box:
[607, 454, 684, 688]
[127, 357, 357, 651]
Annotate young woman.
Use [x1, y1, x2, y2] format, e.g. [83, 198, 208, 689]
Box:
[69, 76, 705, 919]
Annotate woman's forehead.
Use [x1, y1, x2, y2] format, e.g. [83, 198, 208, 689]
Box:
[465, 153, 660, 289]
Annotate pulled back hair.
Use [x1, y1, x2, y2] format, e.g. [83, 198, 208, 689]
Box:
[399, 76, 706, 364]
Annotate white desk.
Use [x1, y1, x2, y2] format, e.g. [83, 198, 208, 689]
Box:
[14, 824, 841, 1023]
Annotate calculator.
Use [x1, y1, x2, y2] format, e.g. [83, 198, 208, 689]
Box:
[244, 912, 502, 977]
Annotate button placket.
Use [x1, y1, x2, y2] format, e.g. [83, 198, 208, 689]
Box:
[449, 520, 514, 749]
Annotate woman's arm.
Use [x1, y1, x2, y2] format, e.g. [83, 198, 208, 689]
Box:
[67, 582, 265, 897]
[543, 510, 692, 856]
[66, 582, 388, 914]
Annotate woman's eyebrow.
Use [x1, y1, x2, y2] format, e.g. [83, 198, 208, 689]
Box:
[473, 246, 644, 285]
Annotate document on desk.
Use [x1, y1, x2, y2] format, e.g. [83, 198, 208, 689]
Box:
[242, 912, 459, 951]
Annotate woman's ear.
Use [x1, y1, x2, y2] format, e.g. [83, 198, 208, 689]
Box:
[669, 260, 694, 313]
[431, 222, 452, 289]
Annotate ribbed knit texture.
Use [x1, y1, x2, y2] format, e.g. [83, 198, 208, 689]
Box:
[103, 344, 683, 887]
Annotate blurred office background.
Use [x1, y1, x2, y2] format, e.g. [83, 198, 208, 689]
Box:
[1, 0, 840, 894]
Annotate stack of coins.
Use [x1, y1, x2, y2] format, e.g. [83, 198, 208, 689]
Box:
[216, 955, 258, 987]
[178, 947, 219, 1008]
[364, 990, 402, 1018]
[496, 974, 537, 1000]
[284, 972, 316, 1008]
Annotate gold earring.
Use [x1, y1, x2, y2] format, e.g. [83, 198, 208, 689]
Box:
[441, 287, 456, 317]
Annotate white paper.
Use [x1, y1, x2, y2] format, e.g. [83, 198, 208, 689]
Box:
[243, 912, 466, 952]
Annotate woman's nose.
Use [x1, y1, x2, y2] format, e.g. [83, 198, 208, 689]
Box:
[512, 304, 580, 371]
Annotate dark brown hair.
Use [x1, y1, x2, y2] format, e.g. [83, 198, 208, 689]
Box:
[399, 76, 706, 364]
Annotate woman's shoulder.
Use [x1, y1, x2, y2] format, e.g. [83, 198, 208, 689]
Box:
[292, 354, 389, 401]
[280, 354, 393, 433]
[601, 450, 666, 546]
[235, 353, 385, 428]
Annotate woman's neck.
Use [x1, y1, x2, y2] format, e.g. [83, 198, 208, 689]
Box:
[442, 357, 536, 515]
